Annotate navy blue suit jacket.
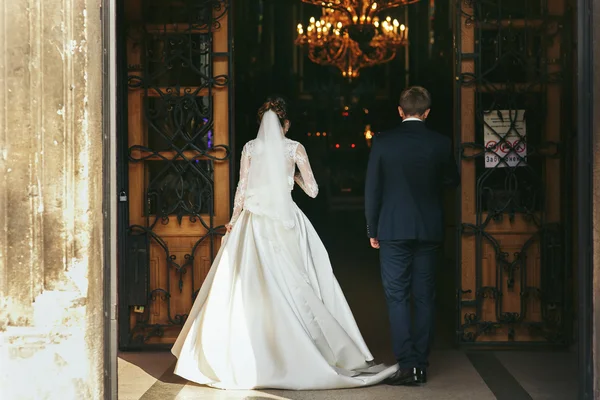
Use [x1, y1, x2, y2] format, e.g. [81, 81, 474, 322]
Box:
[365, 120, 459, 241]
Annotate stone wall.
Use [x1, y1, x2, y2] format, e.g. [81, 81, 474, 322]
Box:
[0, 0, 105, 398]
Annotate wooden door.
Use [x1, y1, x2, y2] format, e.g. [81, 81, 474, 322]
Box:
[454, 0, 572, 345]
[118, 0, 232, 349]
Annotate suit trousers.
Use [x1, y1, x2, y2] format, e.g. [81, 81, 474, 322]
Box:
[379, 239, 440, 369]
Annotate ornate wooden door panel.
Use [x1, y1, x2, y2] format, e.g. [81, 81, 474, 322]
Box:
[118, 0, 232, 349]
[455, 0, 572, 345]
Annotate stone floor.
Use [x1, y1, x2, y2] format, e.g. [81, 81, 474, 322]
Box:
[118, 349, 577, 400]
[117, 209, 579, 400]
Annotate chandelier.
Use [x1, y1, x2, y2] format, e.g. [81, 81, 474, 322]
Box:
[300, 1, 416, 49]
[296, 8, 408, 78]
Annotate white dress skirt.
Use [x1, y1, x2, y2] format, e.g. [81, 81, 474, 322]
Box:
[170, 205, 398, 390]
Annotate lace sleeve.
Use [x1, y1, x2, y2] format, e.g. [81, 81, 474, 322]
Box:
[229, 144, 251, 225]
[294, 143, 319, 198]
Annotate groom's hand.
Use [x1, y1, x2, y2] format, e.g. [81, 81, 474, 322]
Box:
[370, 238, 380, 249]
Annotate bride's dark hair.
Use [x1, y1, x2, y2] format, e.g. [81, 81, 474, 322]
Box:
[257, 95, 288, 126]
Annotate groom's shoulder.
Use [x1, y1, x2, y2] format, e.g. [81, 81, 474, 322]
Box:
[371, 132, 389, 149]
[373, 127, 398, 141]
[425, 128, 452, 145]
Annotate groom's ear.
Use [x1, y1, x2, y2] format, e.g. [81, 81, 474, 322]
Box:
[398, 106, 405, 118]
[423, 109, 431, 119]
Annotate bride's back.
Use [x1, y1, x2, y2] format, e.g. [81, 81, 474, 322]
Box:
[243, 137, 301, 183]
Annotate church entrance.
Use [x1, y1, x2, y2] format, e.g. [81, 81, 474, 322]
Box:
[112, 0, 594, 398]
[116, 0, 573, 351]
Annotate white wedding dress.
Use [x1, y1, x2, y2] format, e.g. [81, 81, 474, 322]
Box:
[171, 111, 398, 390]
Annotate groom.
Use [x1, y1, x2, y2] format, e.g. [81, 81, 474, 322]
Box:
[365, 86, 459, 385]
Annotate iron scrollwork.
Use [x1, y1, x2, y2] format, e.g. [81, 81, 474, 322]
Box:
[455, 0, 571, 345]
[124, 0, 231, 347]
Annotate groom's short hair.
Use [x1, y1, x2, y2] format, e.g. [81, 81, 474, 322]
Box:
[399, 86, 431, 116]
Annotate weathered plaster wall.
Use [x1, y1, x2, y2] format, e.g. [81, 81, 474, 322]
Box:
[0, 0, 105, 398]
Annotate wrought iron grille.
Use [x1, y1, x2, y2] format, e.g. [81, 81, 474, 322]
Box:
[455, 0, 572, 345]
[119, 0, 232, 349]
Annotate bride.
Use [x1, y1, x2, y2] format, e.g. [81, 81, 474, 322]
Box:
[171, 96, 399, 390]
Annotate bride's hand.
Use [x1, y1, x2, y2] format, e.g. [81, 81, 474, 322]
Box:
[225, 224, 233, 233]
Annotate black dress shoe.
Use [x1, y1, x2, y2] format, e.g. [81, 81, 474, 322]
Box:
[414, 368, 427, 384]
[384, 368, 417, 386]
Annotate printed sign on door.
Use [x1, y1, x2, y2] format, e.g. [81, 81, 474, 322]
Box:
[483, 109, 527, 168]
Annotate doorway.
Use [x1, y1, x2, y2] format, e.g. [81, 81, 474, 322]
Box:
[107, 0, 595, 398]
